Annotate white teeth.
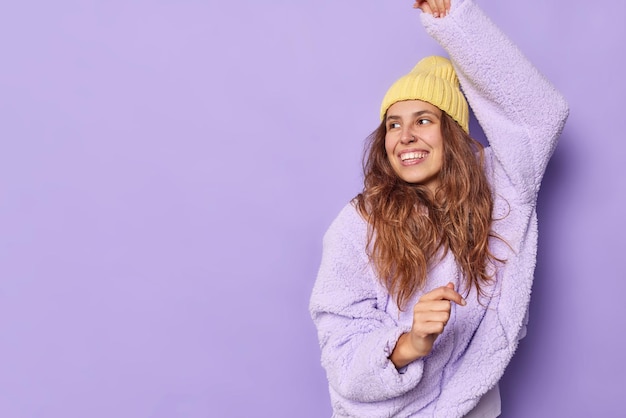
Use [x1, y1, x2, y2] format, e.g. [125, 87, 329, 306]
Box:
[401, 152, 427, 161]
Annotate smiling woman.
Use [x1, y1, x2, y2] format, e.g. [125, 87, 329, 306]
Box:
[309, 0, 569, 417]
[384, 101, 445, 190]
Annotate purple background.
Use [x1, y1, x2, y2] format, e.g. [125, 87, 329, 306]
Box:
[1, 1, 624, 417]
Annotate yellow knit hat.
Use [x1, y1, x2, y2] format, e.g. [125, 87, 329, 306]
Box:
[380, 56, 469, 133]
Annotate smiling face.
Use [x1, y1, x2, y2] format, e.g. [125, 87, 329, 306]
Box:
[384, 100, 444, 193]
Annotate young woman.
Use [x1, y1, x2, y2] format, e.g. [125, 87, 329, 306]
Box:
[309, 0, 569, 417]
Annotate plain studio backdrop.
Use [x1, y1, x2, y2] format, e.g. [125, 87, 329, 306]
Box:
[0, 1, 624, 417]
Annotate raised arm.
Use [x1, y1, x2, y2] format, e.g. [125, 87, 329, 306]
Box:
[421, 0, 569, 202]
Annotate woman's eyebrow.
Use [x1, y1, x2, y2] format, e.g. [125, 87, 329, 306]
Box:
[386, 110, 439, 121]
[413, 110, 439, 118]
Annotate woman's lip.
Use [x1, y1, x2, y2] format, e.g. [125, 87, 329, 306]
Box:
[400, 158, 425, 166]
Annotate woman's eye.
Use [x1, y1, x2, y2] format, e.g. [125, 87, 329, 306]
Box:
[417, 119, 431, 125]
[389, 122, 400, 129]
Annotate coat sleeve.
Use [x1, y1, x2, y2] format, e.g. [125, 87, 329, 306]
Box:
[309, 205, 425, 403]
[422, 0, 569, 203]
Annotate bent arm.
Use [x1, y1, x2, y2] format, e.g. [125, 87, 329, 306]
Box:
[309, 206, 425, 403]
[422, 0, 569, 202]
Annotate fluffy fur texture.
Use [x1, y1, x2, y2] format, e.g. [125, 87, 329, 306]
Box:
[309, 0, 569, 417]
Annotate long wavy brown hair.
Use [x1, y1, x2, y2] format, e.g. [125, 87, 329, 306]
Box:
[355, 111, 502, 310]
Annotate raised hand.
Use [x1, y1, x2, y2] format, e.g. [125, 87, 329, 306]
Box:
[413, 0, 451, 18]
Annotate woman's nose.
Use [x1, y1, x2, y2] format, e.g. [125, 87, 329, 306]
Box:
[401, 133, 416, 144]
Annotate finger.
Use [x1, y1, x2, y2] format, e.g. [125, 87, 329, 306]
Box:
[419, 286, 466, 306]
[419, 285, 459, 301]
[413, 310, 451, 326]
[445, 282, 454, 290]
[413, 313, 451, 334]
[424, 0, 440, 17]
[444, 0, 451, 15]
[430, 0, 446, 18]
[413, 300, 453, 314]
[413, 321, 447, 336]
[414, 1, 432, 15]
